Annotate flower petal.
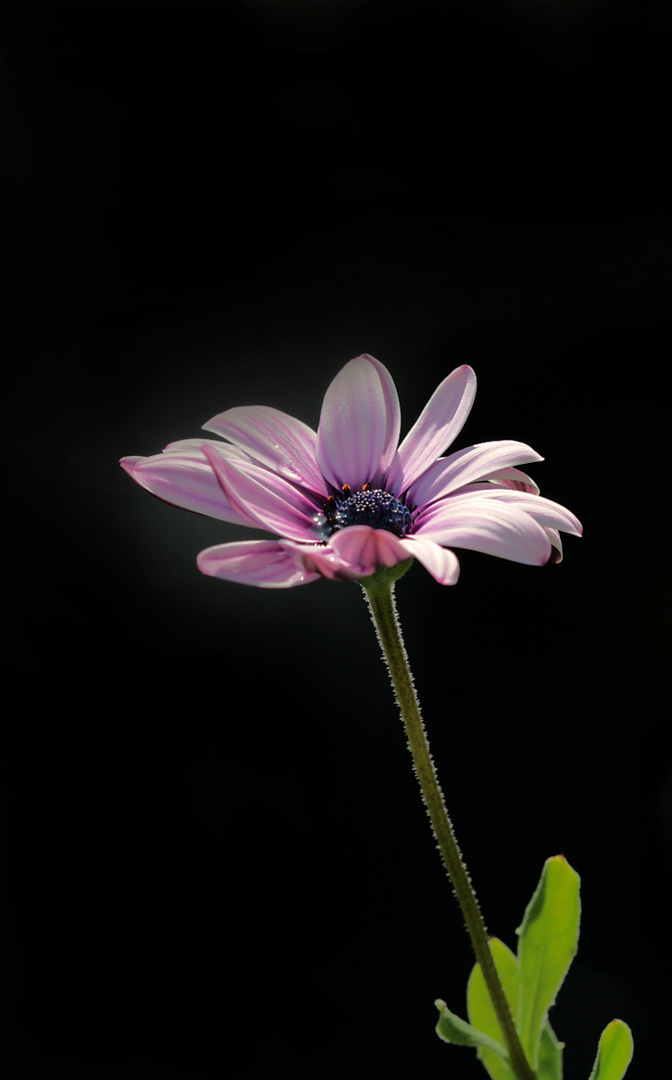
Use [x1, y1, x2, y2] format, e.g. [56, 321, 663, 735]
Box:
[417, 487, 583, 537]
[282, 541, 347, 581]
[202, 405, 326, 494]
[292, 529, 461, 585]
[387, 365, 477, 495]
[329, 524, 410, 577]
[316, 354, 401, 491]
[414, 493, 554, 565]
[285, 527, 412, 581]
[120, 442, 251, 525]
[482, 489, 583, 536]
[479, 466, 540, 494]
[365, 354, 402, 483]
[407, 440, 543, 508]
[397, 536, 461, 585]
[201, 444, 323, 542]
[546, 529, 564, 563]
[197, 540, 320, 588]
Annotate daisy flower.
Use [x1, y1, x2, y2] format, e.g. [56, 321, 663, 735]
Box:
[120, 354, 581, 587]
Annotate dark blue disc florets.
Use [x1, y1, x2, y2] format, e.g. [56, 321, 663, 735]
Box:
[324, 486, 412, 538]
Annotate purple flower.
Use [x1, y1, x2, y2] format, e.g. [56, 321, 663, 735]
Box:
[120, 354, 581, 588]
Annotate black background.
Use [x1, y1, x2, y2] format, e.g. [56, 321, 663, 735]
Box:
[4, 1, 671, 1077]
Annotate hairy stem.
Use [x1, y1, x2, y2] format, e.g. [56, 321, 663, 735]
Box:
[361, 570, 536, 1080]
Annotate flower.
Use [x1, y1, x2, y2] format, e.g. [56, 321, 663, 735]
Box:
[120, 354, 581, 588]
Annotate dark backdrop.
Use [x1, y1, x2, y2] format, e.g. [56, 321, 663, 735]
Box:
[5, 2, 670, 1078]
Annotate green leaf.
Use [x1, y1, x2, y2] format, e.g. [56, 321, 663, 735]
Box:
[517, 855, 581, 1068]
[468, 938, 521, 1031]
[466, 938, 521, 1080]
[587, 1021, 634, 1080]
[434, 999, 509, 1059]
[537, 1020, 564, 1080]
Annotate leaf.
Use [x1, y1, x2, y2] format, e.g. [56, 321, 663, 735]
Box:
[517, 855, 581, 1068]
[466, 938, 521, 1080]
[468, 938, 521, 1031]
[537, 1019, 564, 1080]
[434, 999, 509, 1059]
[587, 1021, 634, 1080]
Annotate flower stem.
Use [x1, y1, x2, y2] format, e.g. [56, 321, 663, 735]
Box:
[361, 570, 536, 1080]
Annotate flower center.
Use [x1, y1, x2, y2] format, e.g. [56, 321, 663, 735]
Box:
[323, 484, 412, 538]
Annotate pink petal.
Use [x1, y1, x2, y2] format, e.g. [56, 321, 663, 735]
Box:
[364, 354, 402, 483]
[197, 540, 320, 588]
[417, 488, 582, 537]
[316, 354, 401, 491]
[479, 466, 540, 494]
[290, 529, 461, 586]
[387, 365, 477, 495]
[407, 440, 543, 508]
[414, 494, 554, 565]
[286, 527, 411, 581]
[330, 525, 410, 576]
[284, 541, 348, 581]
[202, 405, 327, 494]
[546, 529, 564, 563]
[398, 536, 461, 585]
[201, 444, 323, 542]
[120, 442, 251, 525]
[478, 489, 583, 536]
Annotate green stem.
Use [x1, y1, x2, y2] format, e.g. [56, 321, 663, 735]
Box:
[361, 568, 536, 1080]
